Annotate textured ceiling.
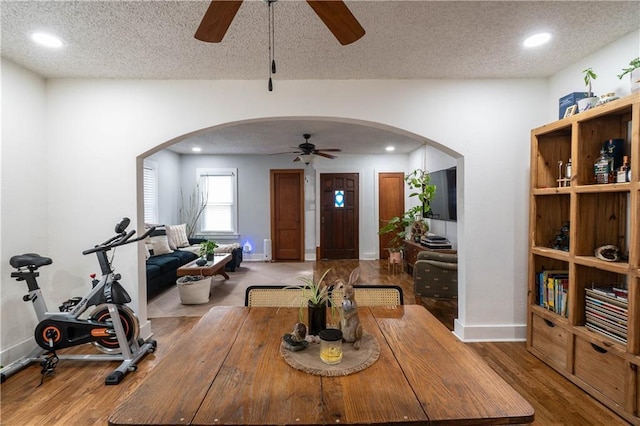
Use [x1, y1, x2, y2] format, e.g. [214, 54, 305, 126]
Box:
[171, 119, 425, 155]
[2, 0, 639, 155]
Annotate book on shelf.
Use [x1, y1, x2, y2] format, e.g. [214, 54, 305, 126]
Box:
[420, 235, 452, 249]
[585, 323, 627, 345]
[536, 270, 569, 317]
[585, 287, 628, 344]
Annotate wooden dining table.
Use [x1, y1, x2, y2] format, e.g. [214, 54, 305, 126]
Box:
[109, 305, 534, 425]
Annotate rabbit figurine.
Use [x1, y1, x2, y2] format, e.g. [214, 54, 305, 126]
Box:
[337, 268, 363, 350]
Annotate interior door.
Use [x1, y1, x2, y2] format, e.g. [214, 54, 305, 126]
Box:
[378, 172, 405, 259]
[270, 170, 304, 261]
[320, 173, 359, 259]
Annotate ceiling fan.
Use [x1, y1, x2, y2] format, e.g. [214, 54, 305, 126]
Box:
[274, 134, 342, 164]
[194, 0, 365, 45]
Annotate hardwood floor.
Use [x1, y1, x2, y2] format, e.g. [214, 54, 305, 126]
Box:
[0, 260, 631, 425]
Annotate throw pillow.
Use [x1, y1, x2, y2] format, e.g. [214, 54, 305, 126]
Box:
[167, 223, 190, 249]
[149, 235, 172, 256]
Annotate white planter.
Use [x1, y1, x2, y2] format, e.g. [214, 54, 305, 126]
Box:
[577, 96, 598, 112]
[631, 69, 640, 94]
[177, 276, 211, 304]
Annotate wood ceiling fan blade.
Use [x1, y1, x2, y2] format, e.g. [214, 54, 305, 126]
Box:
[195, 0, 244, 43]
[269, 150, 302, 156]
[315, 152, 338, 159]
[306, 0, 365, 45]
[316, 148, 342, 152]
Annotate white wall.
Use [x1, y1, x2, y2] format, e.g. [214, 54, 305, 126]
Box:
[2, 31, 637, 365]
[146, 149, 181, 225]
[1, 60, 49, 365]
[547, 29, 640, 121]
[4, 78, 547, 349]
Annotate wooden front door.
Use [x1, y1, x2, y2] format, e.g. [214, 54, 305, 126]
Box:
[378, 172, 405, 259]
[320, 173, 359, 259]
[270, 170, 304, 261]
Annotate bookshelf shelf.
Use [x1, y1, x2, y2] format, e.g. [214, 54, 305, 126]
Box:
[527, 93, 640, 425]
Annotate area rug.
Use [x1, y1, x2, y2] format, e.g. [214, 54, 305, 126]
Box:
[147, 261, 313, 318]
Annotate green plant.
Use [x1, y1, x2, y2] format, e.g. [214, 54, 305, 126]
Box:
[199, 240, 218, 257]
[291, 269, 333, 306]
[378, 169, 436, 249]
[582, 67, 597, 97]
[286, 269, 339, 324]
[617, 57, 640, 79]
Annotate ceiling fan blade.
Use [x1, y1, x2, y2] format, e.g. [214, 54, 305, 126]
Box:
[316, 148, 342, 152]
[269, 150, 302, 156]
[315, 152, 338, 159]
[306, 0, 365, 45]
[195, 0, 244, 43]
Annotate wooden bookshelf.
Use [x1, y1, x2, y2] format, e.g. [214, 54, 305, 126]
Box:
[527, 93, 640, 425]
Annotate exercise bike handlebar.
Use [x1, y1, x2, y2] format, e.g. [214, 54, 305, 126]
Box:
[82, 225, 156, 256]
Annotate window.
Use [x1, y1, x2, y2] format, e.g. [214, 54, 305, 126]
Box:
[198, 168, 238, 236]
[143, 161, 158, 224]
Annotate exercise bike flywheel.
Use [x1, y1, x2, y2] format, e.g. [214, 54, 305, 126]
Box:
[89, 304, 140, 354]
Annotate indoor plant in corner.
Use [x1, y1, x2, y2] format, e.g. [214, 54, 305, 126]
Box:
[378, 169, 436, 259]
[577, 67, 598, 112]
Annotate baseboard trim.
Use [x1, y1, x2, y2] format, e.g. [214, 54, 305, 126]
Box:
[453, 319, 527, 342]
[0, 337, 35, 367]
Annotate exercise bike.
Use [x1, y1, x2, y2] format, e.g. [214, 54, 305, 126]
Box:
[0, 217, 157, 385]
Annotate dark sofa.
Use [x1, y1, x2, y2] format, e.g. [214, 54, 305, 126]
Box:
[146, 247, 198, 300]
[146, 235, 243, 300]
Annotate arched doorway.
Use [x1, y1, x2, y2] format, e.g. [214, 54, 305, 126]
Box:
[137, 117, 463, 321]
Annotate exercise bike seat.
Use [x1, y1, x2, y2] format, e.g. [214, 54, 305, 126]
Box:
[10, 253, 52, 269]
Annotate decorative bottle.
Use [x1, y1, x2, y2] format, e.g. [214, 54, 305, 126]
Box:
[594, 148, 611, 184]
[565, 158, 572, 185]
[617, 156, 630, 183]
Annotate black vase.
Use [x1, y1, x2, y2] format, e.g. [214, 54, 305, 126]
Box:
[206, 253, 214, 261]
[307, 302, 326, 336]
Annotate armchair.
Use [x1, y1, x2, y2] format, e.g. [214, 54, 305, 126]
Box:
[413, 251, 458, 299]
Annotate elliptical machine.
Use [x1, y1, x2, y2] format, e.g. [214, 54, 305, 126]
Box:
[1, 218, 157, 385]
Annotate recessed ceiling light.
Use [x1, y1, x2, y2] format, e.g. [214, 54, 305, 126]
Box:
[523, 32, 552, 48]
[192, 147, 202, 153]
[30, 32, 64, 48]
[385, 146, 395, 152]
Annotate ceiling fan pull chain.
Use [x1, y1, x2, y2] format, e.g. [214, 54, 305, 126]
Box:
[267, 0, 276, 91]
[270, 0, 276, 74]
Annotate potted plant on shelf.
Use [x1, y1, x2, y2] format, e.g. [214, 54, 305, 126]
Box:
[577, 68, 598, 112]
[378, 169, 436, 259]
[200, 240, 218, 261]
[617, 57, 640, 94]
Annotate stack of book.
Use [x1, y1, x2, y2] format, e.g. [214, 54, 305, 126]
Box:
[419, 235, 452, 249]
[536, 270, 569, 317]
[585, 287, 628, 345]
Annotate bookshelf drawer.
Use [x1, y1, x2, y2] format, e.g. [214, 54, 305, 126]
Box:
[530, 314, 568, 370]
[574, 336, 626, 406]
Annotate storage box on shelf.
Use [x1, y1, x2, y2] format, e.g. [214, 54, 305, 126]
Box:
[527, 93, 640, 424]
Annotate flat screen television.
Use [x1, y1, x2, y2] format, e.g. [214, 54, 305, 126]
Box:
[425, 167, 457, 222]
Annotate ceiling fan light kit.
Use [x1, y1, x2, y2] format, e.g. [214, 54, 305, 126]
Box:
[298, 154, 314, 166]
